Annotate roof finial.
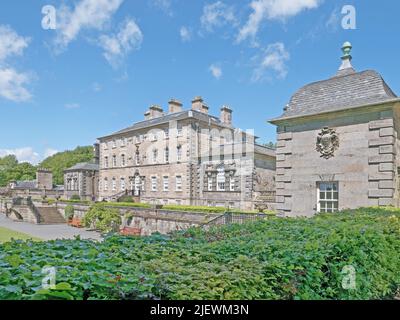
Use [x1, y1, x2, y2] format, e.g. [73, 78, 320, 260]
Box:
[339, 41, 353, 71]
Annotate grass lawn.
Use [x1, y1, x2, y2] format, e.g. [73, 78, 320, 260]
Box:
[0, 227, 41, 243]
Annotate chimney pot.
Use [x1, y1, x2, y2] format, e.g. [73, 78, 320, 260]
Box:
[192, 96, 209, 114]
[220, 105, 233, 125]
[168, 99, 183, 113]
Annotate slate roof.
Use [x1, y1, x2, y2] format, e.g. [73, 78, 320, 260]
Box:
[98, 109, 233, 139]
[13, 180, 37, 189]
[64, 162, 99, 172]
[270, 70, 399, 122]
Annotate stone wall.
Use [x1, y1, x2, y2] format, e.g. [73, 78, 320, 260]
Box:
[275, 105, 398, 216]
[56, 202, 219, 235]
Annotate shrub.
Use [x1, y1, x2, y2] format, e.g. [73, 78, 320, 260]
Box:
[0, 207, 399, 300]
[70, 195, 81, 201]
[106, 202, 151, 209]
[82, 203, 121, 234]
[118, 195, 135, 203]
[64, 205, 75, 221]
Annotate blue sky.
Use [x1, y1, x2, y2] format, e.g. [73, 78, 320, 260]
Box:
[0, 0, 399, 163]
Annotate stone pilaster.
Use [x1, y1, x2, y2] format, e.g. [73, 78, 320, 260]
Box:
[275, 131, 293, 213]
[368, 118, 396, 206]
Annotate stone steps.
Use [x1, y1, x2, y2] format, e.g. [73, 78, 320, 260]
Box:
[36, 206, 66, 224]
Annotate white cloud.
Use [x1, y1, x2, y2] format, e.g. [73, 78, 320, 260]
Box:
[0, 68, 32, 102]
[0, 147, 40, 164]
[180, 26, 192, 42]
[0, 25, 32, 102]
[150, 0, 173, 15]
[209, 64, 222, 79]
[65, 103, 80, 109]
[326, 8, 339, 31]
[252, 42, 290, 81]
[200, 1, 237, 33]
[43, 148, 59, 158]
[54, 0, 124, 52]
[237, 0, 321, 42]
[0, 25, 30, 62]
[98, 18, 143, 68]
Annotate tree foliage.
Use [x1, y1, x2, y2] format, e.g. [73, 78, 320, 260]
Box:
[39, 146, 93, 185]
[0, 155, 36, 187]
[0, 146, 93, 187]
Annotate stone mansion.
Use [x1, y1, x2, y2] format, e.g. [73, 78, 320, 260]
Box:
[93, 97, 276, 210]
[61, 41, 400, 216]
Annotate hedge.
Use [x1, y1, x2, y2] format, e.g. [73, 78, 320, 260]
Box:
[0, 207, 399, 300]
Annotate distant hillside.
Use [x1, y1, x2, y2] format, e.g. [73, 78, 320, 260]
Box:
[39, 146, 94, 185]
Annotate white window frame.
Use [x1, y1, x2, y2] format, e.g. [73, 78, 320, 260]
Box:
[176, 176, 182, 191]
[230, 177, 235, 191]
[177, 146, 182, 162]
[151, 176, 157, 192]
[217, 167, 226, 191]
[120, 178, 126, 191]
[112, 178, 116, 191]
[104, 156, 109, 168]
[208, 177, 213, 191]
[121, 154, 126, 167]
[163, 176, 169, 192]
[104, 179, 108, 191]
[317, 182, 339, 213]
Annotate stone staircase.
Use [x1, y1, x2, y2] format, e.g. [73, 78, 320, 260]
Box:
[36, 206, 66, 225]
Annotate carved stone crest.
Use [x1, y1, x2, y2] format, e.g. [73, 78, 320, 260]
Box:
[316, 127, 339, 159]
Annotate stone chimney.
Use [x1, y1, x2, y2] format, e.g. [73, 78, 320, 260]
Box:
[168, 99, 183, 113]
[145, 105, 164, 120]
[220, 105, 233, 125]
[36, 168, 53, 190]
[191, 96, 209, 114]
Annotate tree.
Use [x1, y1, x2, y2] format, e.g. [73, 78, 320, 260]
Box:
[39, 146, 93, 185]
[263, 141, 277, 149]
[0, 156, 36, 187]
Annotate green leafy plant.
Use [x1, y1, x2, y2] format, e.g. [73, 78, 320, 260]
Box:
[82, 203, 121, 234]
[64, 205, 75, 221]
[0, 207, 399, 300]
[70, 195, 81, 201]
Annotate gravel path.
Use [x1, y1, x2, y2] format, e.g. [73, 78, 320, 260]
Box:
[0, 214, 102, 241]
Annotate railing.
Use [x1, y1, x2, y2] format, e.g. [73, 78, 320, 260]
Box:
[205, 212, 269, 228]
[107, 189, 141, 201]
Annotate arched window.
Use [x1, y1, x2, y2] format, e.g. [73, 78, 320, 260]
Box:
[104, 178, 108, 191]
[121, 154, 126, 167]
